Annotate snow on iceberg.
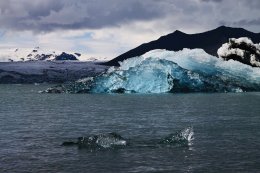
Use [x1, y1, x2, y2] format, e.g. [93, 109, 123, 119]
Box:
[56, 49, 260, 94]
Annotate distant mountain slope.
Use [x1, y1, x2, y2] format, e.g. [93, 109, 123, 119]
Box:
[105, 26, 260, 66]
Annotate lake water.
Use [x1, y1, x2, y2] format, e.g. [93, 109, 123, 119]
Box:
[0, 84, 260, 173]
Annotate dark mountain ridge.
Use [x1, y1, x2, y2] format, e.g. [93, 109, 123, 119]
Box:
[105, 26, 260, 66]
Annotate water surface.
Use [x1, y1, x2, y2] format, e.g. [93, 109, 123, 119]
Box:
[0, 85, 260, 172]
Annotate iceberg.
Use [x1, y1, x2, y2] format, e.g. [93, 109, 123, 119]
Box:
[47, 49, 260, 94]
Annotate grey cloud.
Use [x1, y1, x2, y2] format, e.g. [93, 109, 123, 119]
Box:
[0, 0, 168, 32]
[0, 0, 63, 18]
[0, 0, 259, 33]
[233, 19, 260, 26]
[200, 0, 222, 2]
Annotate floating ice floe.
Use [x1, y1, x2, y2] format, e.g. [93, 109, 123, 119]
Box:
[62, 127, 194, 150]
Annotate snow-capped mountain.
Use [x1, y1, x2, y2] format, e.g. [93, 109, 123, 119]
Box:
[2, 47, 80, 62]
[0, 47, 110, 62]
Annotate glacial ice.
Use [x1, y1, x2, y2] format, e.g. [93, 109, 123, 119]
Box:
[60, 49, 260, 94]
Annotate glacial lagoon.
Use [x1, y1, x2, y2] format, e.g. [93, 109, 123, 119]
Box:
[1, 84, 260, 172]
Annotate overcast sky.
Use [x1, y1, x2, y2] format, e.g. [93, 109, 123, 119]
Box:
[0, 0, 260, 59]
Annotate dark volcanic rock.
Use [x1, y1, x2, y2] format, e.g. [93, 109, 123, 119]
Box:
[104, 26, 260, 66]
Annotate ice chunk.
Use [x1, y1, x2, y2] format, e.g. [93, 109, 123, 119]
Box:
[49, 49, 260, 94]
[159, 127, 194, 146]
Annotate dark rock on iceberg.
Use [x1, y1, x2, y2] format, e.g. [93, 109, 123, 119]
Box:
[218, 37, 260, 67]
